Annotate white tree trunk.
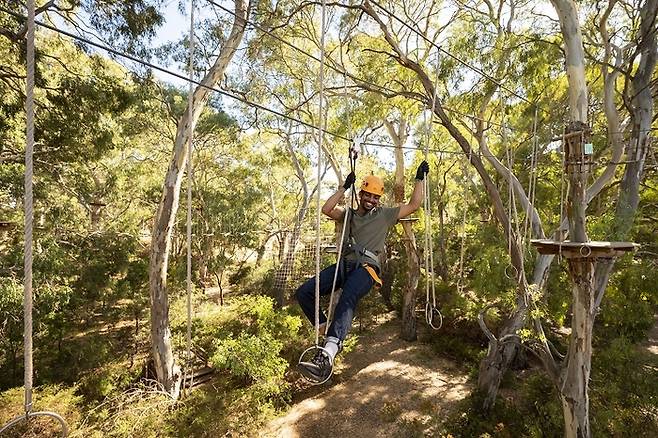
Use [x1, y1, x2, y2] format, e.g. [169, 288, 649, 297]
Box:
[385, 118, 420, 341]
[148, 0, 250, 398]
[549, 0, 594, 434]
[550, 0, 588, 123]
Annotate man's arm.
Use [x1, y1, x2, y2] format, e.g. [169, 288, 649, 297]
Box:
[398, 179, 424, 219]
[322, 171, 356, 221]
[397, 161, 429, 219]
[322, 188, 347, 221]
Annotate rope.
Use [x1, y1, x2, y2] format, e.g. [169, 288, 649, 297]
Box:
[501, 95, 522, 282]
[0, 1, 69, 435]
[523, 106, 540, 249]
[325, 147, 357, 337]
[313, 0, 328, 348]
[24, 0, 35, 416]
[457, 131, 473, 295]
[423, 51, 441, 330]
[324, 43, 358, 336]
[184, 0, 195, 395]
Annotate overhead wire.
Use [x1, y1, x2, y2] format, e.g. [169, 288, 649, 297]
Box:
[202, 0, 655, 165]
[3, 7, 652, 168]
[365, 0, 536, 108]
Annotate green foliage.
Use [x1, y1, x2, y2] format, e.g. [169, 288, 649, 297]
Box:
[167, 294, 304, 436]
[442, 374, 562, 437]
[75, 383, 175, 438]
[590, 338, 658, 436]
[210, 332, 288, 397]
[597, 258, 657, 343]
[174, 294, 302, 399]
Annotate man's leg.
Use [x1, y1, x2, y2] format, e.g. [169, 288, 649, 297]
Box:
[296, 262, 352, 383]
[325, 265, 374, 358]
[294, 263, 342, 328]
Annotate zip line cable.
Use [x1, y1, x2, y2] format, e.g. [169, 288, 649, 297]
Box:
[204, 0, 527, 133]
[365, 0, 536, 108]
[3, 7, 652, 167]
[207, 0, 658, 144]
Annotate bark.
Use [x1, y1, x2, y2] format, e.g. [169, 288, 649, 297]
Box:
[148, 0, 250, 398]
[560, 122, 593, 437]
[550, 0, 588, 122]
[385, 118, 421, 341]
[477, 291, 528, 409]
[561, 258, 595, 438]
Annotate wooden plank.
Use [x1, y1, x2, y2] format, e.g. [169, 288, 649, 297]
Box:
[530, 239, 637, 258]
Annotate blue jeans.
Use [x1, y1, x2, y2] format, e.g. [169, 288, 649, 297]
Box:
[295, 261, 374, 342]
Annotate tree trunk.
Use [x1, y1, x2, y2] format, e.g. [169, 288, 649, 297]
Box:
[561, 258, 595, 438]
[385, 118, 421, 341]
[560, 120, 593, 436]
[148, 0, 249, 398]
[477, 291, 528, 410]
[400, 221, 420, 341]
[593, 0, 658, 306]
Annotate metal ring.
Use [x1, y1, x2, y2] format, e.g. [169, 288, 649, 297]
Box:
[0, 411, 69, 437]
[504, 264, 519, 280]
[425, 302, 443, 330]
[298, 345, 333, 385]
[579, 245, 591, 258]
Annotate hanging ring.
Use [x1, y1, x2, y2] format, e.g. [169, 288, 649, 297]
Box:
[579, 245, 591, 258]
[0, 411, 69, 437]
[504, 264, 519, 280]
[298, 345, 333, 385]
[425, 302, 443, 330]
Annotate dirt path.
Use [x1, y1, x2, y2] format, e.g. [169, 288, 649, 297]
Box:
[261, 316, 473, 437]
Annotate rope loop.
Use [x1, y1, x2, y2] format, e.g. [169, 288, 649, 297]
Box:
[0, 411, 69, 437]
[298, 345, 333, 385]
[425, 302, 443, 330]
[504, 264, 519, 281]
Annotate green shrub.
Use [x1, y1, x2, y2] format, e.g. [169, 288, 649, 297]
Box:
[210, 331, 288, 397]
[590, 337, 658, 436]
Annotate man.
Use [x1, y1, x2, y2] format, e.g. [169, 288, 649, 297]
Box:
[296, 160, 430, 383]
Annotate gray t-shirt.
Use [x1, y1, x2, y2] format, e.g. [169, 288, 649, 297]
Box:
[341, 206, 400, 270]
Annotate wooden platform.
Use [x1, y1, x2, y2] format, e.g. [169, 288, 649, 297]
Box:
[530, 239, 637, 258]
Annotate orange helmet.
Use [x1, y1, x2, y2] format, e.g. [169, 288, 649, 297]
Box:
[360, 175, 385, 196]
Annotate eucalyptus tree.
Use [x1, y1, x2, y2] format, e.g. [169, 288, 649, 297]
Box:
[327, 2, 655, 427]
[236, 3, 348, 307]
[0, 16, 172, 388]
[148, 0, 252, 398]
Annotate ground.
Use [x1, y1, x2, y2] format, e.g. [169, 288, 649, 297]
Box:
[261, 315, 473, 438]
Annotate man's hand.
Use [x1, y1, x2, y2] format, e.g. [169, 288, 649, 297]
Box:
[343, 171, 356, 190]
[415, 161, 430, 180]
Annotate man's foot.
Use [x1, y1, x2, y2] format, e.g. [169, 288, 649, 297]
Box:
[298, 350, 333, 383]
